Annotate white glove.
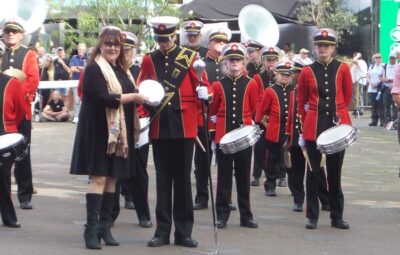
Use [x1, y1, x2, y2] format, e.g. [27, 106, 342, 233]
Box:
[304, 103, 309, 112]
[298, 134, 305, 148]
[210, 115, 217, 123]
[196, 86, 208, 100]
[211, 140, 216, 152]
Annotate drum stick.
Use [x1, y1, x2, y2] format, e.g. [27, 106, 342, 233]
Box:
[302, 148, 313, 172]
[195, 136, 206, 153]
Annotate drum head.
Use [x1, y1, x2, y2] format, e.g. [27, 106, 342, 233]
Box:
[139, 80, 165, 107]
[0, 133, 24, 150]
[220, 125, 255, 144]
[317, 125, 354, 146]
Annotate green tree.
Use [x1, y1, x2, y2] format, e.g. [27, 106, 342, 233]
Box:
[46, 0, 180, 54]
[296, 0, 358, 42]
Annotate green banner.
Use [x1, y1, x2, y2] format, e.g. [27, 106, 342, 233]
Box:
[380, 0, 400, 62]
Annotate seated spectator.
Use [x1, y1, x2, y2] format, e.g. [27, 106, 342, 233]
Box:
[40, 90, 69, 122]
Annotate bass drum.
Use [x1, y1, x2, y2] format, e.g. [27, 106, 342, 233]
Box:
[219, 125, 262, 154]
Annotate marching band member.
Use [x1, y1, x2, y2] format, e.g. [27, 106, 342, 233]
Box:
[0, 41, 26, 228]
[210, 43, 258, 229]
[255, 61, 294, 196]
[113, 31, 152, 228]
[137, 16, 211, 248]
[1, 18, 39, 210]
[245, 40, 263, 78]
[251, 46, 280, 187]
[284, 60, 329, 212]
[182, 20, 208, 58]
[297, 28, 352, 230]
[193, 27, 234, 211]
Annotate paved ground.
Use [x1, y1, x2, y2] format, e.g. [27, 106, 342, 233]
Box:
[1, 114, 400, 255]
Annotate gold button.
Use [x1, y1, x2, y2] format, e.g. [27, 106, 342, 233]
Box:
[325, 74, 328, 77]
[285, 104, 288, 107]
[284, 98, 287, 101]
[326, 96, 330, 100]
[216, 76, 220, 79]
[232, 120, 236, 124]
[164, 87, 169, 92]
[325, 89, 329, 92]
[10, 59, 14, 63]
[295, 125, 298, 128]
[233, 114, 236, 117]
[324, 67, 327, 70]
[168, 102, 172, 106]
[233, 101, 236, 104]
[11, 52, 14, 56]
[233, 82, 236, 85]
[10, 66, 13, 69]
[165, 56, 168, 59]
[325, 81, 328, 85]
[326, 112, 329, 115]
[233, 94, 236, 98]
[285, 111, 288, 113]
[165, 70, 168, 73]
[233, 107, 236, 110]
[165, 63, 169, 66]
[216, 69, 219, 72]
[284, 93, 287, 96]
[326, 104, 329, 107]
[233, 88, 236, 91]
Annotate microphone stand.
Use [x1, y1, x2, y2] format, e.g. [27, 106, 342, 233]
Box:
[193, 56, 219, 254]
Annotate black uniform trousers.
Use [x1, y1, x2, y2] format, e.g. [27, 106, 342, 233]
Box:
[369, 92, 385, 125]
[264, 140, 285, 190]
[113, 144, 151, 222]
[194, 127, 213, 206]
[305, 141, 345, 220]
[252, 131, 267, 178]
[216, 145, 253, 222]
[14, 119, 33, 203]
[0, 161, 18, 224]
[287, 146, 329, 205]
[152, 138, 195, 240]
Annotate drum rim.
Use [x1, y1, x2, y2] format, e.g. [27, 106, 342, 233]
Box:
[316, 124, 355, 146]
[0, 133, 25, 150]
[220, 125, 257, 144]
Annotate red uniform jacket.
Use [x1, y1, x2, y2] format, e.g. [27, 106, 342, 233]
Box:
[137, 45, 210, 139]
[285, 88, 302, 147]
[209, 74, 258, 144]
[297, 59, 353, 141]
[256, 82, 294, 143]
[0, 74, 26, 133]
[1, 45, 39, 120]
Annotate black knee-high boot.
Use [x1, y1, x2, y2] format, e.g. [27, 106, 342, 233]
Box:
[98, 192, 120, 246]
[84, 193, 103, 249]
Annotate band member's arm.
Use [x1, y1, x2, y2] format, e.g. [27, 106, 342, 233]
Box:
[208, 81, 221, 132]
[391, 64, 400, 105]
[248, 80, 259, 118]
[4, 78, 26, 132]
[255, 88, 272, 124]
[341, 64, 353, 107]
[297, 68, 309, 123]
[253, 74, 264, 106]
[21, 50, 39, 99]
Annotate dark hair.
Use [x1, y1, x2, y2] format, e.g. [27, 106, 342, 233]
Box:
[90, 26, 127, 71]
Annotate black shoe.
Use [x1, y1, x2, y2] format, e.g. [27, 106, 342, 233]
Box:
[265, 189, 276, 196]
[20, 201, 33, 210]
[380, 123, 386, 127]
[251, 177, 260, 186]
[305, 219, 317, 229]
[124, 200, 135, 210]
[174, 237, 198, 247]
[193, 203, 208, 210]
[277, 178, 287, 187]
[293, 203, 303, 212]
[228, 203, 236, 210]
[139, 220, 153, 228]
[216, 220, 227, 229]
[369, 122, 377, 126]
[240, 219, 258, 228]
[4, 221, 21, 228]
[147, 237, 170, 247]
[321, 204, 330, 211]
[331, 219, 350, 229]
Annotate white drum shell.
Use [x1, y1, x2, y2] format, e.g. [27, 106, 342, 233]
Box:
[219, 125, 261, 154]
[316, 125, 357, 154]
[138, 80, 165, 107]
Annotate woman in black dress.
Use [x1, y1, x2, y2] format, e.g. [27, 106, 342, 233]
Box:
[70, 26, 148, 249]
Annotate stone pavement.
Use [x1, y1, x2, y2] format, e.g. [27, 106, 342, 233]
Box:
[1, 115, 400, 255]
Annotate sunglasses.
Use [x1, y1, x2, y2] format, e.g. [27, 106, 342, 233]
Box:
[104, 41, 120, 48]
[3, 29, 21, 34]
[375, 56, 381, 59]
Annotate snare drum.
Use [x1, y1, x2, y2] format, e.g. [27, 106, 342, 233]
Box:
[316, 124, 357, 154]
[138, 80, 165, 107]
[219, 125, 262, 154]
[0, 133, 28, 163]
